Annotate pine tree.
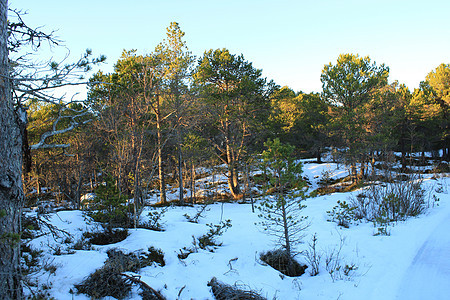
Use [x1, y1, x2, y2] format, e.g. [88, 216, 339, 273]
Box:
[257, 138, 308, 259]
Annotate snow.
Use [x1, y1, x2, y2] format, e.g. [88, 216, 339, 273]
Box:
[24, 161, 450, 300]
[395, 209, 450, 300]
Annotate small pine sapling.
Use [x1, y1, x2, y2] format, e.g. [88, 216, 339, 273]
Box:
[327, 200, 357, 228]
[88, 175, 131, 229]
[257, 138, 308, 260]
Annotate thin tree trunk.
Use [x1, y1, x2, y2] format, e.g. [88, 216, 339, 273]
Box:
[357, 161, 366, 182]
[133, 153, 141, 228]
[177, 139, 183, 204]
[0, 1, 25, 297]
[370, 152, 376, 179]
[282, 200, 291, 258]
[351, 163, 357, 183]
[191, 162, 195, 203]
[75, 166, 83, 209]
[156, 95, 166, 203]
[175, 82, 184, 204]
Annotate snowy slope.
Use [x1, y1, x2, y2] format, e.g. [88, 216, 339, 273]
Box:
[24, 161, 450, 300]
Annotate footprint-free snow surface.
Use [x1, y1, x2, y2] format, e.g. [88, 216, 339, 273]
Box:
[396, 212, 450, 300]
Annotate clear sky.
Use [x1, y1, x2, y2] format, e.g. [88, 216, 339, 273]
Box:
[11, 0, 450, 94]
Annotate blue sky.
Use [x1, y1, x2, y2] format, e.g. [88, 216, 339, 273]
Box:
[11, 0, 450, 94]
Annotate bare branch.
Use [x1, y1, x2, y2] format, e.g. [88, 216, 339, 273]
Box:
[30, 107, 92, 150]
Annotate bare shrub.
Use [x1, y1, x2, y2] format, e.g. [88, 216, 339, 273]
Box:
[303, 233, 321, 276]
[350, 174, 425, 222]
[324, 235, 357, 282]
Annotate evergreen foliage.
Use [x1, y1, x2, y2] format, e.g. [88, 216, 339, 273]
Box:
[257, 138, 308, 259]
[87, 175, 132, 228]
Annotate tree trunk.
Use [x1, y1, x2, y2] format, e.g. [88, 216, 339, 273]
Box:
[350, 163, 357, 183]
[156, 96, 166, 203]
[227, 164, 240, 199]
[191, 162, 195, 203]
[177, 138, 183, 204]
[175, 83, 184, 204]
[370, 152, 376, 179]
[282, 200, 291, 258]
[0, 1, 25, 298]
[316, 149, 322, 164]
[226, 141, 240, 199]
[357, 161, 366, 182]
[75, 166, 83, 209]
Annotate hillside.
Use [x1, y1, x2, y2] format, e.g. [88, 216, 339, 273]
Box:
[22, 158, 450, 300]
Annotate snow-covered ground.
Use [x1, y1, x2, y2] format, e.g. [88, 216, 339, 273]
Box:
[25, 160, 450, 299]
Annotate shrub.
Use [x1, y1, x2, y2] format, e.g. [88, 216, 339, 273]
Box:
[21, 244, 43, 276]
[75, 248, 165, 299]
[373, 213, 391, 236]
[138, 207, 168, 231]
[74, 265, 132, 299]
[208, 277, 266, 300]
[260, 249, 307, 277]
[82, 227, 128, 245]
[178, 221, 232, 259]
[432, 161, 449, 173]
[327, 200, 358, 228]
[198, 220, 232, 250]
[350, 174, 425, 222]
[324, 235, 358, 281]
[106, 247, 165, 272]
[303, 233, 321, 276]
[318, 169, 335, 187]
[71, 236, 92, 250]
[184, 202, 210, 223]
[141, 247, 166, 267]
[87, 175, 134, 228]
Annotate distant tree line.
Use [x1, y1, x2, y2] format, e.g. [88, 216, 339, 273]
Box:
[23, 23, 449, 209]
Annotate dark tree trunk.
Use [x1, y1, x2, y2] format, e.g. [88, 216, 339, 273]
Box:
[177, 140, 183, 204]
[225, 134, 240, 199]
[316, 149, 322, 164]
[0, 1, 25, 298]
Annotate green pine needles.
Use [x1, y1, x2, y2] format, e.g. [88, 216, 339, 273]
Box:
[257, 138, 308, 259]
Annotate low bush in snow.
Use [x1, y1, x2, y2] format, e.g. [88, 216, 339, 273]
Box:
[198, 219, 232, 250]
[74, 264, 132, 299]
[260, 249, 307, 277]
[208, 277, 266, 300]
[137, 207, 168, 231]
[75, 248, 165, 299]
[350, 174, 426, 222]
[177, 220, 232, 259]
[327, 200, 358, 228]
[82, 227, 128, 245]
